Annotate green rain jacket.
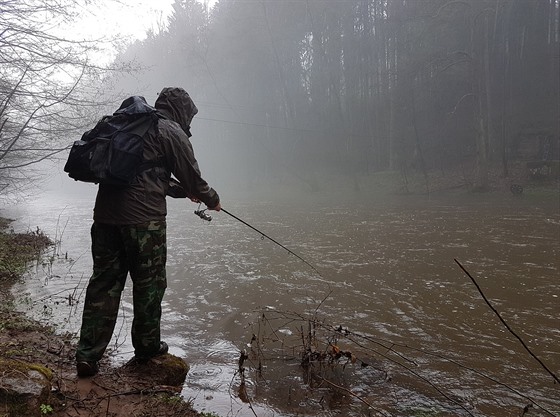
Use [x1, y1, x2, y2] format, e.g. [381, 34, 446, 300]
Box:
[93, 87, 220, 224]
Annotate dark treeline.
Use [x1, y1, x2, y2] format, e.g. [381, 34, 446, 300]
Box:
[111, 0, 559, 194]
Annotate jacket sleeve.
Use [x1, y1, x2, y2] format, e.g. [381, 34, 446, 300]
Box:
[159, 121, 220, 208]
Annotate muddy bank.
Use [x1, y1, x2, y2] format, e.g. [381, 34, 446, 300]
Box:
[0, 219, 203, 417]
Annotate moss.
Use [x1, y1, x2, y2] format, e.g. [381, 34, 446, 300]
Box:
[163, 354, 191, 372]
[28, 364, 53, 381]
[124, 354, 190, 386]
[0, 358, 53, 381]
[0, 358, 52, 417]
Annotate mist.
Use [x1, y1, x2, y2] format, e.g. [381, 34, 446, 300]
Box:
[100, 0, 559, 204]
[2, 1, 559, 416]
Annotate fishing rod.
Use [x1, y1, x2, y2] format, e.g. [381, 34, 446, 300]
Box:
[194, 205, 321, 276]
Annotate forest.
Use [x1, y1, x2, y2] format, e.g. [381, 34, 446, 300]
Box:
[1, 3, 559, 416]
[1, 0, 559, 196]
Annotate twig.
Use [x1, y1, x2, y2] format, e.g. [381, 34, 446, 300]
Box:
[337, 333, 476, 416]
[314, 289, 333, 315]
[341, 331, 557, 416]
[454, 259, 560, 384]
[104, 386, 181, 397]
[317, 376, 391, 417]
[230, 369, 259, 417]
[105, 393, 110, 417]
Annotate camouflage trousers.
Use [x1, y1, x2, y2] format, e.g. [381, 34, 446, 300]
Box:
[76, 221, 167, 362]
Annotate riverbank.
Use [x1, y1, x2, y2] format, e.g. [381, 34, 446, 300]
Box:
[0, 219, 203, 417]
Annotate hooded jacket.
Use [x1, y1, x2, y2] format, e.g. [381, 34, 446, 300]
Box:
[93, 87, 220, 224]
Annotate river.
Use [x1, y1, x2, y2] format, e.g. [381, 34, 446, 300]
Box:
[3, 185, 559, 417]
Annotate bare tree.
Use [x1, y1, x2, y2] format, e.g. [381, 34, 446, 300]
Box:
[0, 0, 123, 196]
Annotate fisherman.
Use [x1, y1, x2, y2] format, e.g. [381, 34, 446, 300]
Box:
[75, 87, 221, 377]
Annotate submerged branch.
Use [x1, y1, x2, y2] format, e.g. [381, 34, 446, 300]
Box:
[454, 258, 560, 385]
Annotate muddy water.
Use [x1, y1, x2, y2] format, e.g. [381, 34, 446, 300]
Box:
[5, 190, 560, 417]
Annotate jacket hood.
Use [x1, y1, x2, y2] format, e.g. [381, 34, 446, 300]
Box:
[154, 87, 198, 137]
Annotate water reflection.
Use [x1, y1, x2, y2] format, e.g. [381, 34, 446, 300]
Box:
[5, 192, 560, 417]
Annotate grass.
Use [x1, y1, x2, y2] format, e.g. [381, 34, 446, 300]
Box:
[0, 218, 54, 335]
[0, 219, 52, 281]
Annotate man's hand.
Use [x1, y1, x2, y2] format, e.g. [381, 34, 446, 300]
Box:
[208, 202, 221, 211]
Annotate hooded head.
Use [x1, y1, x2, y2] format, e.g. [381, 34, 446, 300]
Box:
[155, 87, 198, 137]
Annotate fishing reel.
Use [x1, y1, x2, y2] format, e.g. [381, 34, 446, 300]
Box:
[194, 204, 212, 222]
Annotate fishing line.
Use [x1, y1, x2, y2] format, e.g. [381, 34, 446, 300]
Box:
[218, 207, 322, 277]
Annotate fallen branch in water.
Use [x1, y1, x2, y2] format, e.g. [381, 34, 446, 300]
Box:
[454, 258, 560, 385]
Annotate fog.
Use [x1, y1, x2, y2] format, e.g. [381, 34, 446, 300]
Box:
[2, 0, 558, 201]
[95, 0, 559, 201]
[2, 1, 559, 416]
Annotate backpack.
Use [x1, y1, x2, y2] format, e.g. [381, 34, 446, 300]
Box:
[63, 96, 160, 186]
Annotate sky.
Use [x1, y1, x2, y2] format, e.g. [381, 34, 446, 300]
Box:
[73, 0, 176, 42]
[66, 0, 219, 63]
[74, 0, 218, 42]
